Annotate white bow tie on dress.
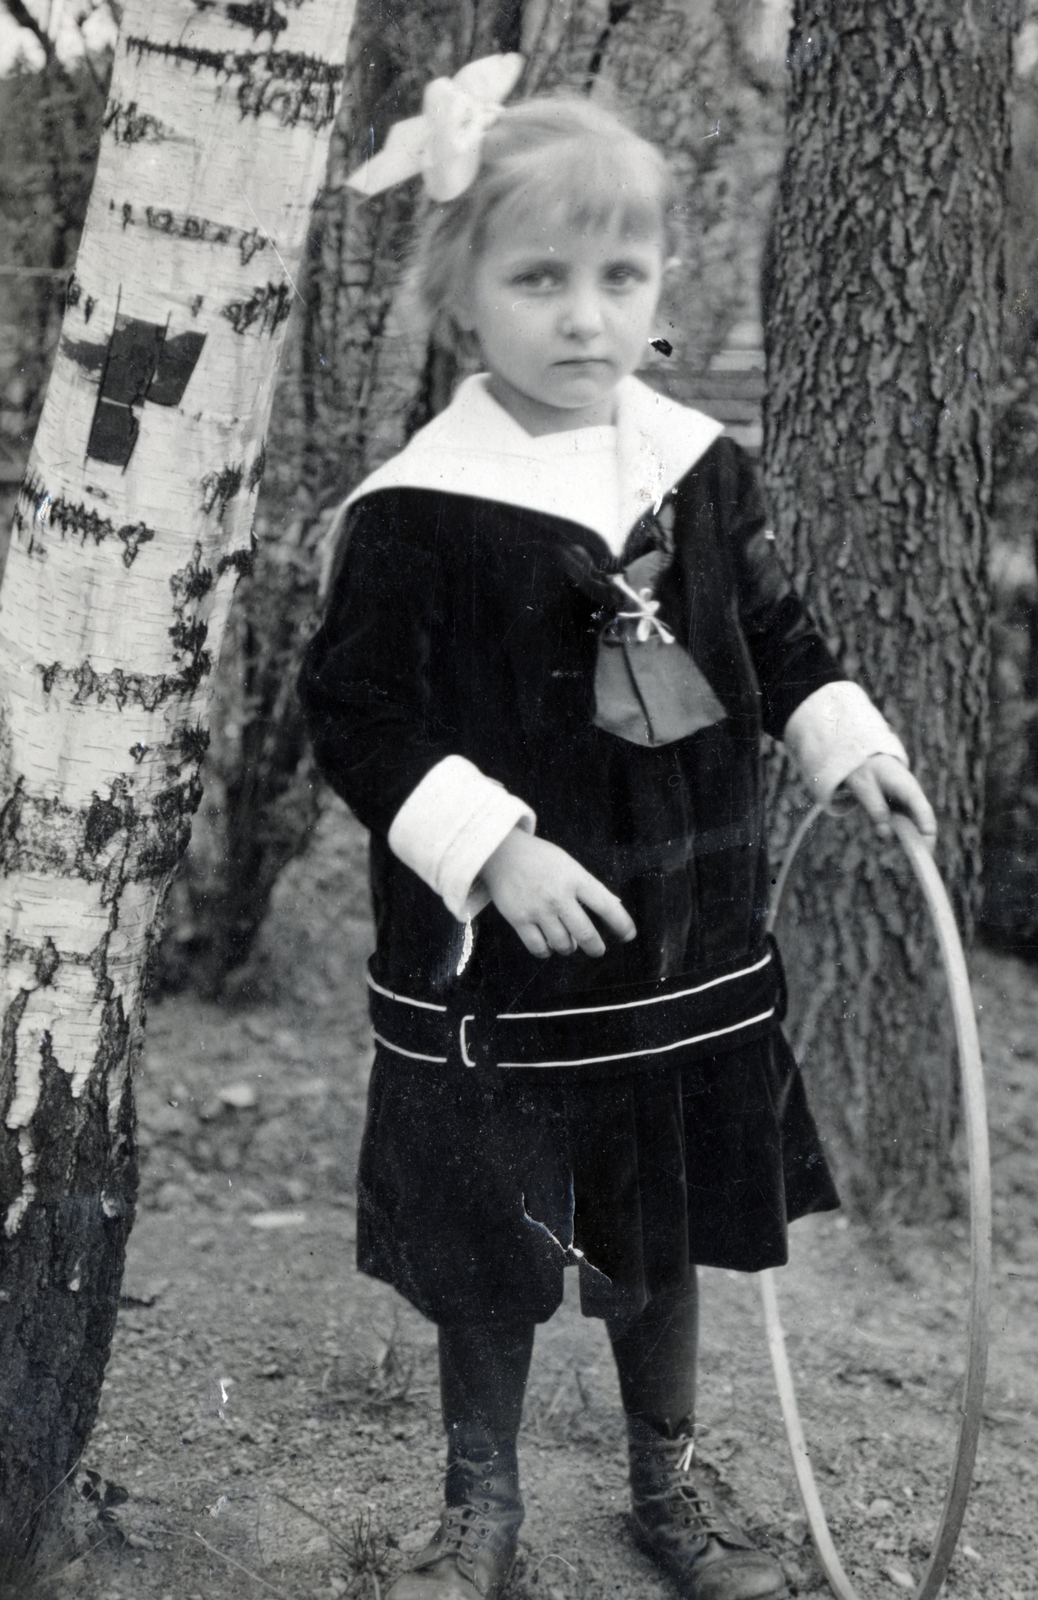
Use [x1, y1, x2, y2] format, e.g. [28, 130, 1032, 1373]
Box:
[347, 53, 524, 203]
[611, 574, 676, 644]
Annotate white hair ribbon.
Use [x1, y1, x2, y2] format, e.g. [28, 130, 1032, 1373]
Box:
[347, 53, 524, 203]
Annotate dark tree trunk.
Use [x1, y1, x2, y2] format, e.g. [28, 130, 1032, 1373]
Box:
[0, 52, 111, 559]
[762, 0, 1016, 1212]
[155, 520, 326, 999]
[302, 0, 530, 504]
[982, 52, 1038, 952]
[0, 1035, 138, 1569]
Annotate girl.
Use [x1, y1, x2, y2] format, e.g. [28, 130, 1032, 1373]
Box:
[300, 75, 935, 1600]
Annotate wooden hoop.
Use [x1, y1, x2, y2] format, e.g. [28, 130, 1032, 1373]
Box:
[761, 809, 992, 1600]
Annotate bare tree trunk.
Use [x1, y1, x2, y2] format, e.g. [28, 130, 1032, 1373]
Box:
[155, 511, 326, 998]
[0, 46, 111, 554]
[762, 0, 1016, 1212]
[0, 0, 355, 1560]
[301, 0, 526, 502]
[983, 46, 1038, 951]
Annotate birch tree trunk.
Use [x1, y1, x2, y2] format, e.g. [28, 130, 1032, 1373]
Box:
[0, 0, 355, 1558]
[763, 0, 1016, 1212]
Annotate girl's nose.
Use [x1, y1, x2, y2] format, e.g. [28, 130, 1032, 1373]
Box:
[559, 287, 605, 339]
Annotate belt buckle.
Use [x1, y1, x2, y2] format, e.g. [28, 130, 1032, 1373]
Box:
[459, 1014, 477, 1068]
[764, 933, 787, 1021]
[458, 1010, 499, 1073]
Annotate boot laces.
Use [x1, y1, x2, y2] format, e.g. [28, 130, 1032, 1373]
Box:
[432, 1457, 517, 1579]
[644, 1436, 737, 1542]
[438, 1505, 491, 1574]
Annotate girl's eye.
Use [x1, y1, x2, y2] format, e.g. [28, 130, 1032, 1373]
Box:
[605, 263, 648, 288]
[512, 267, 562, 290]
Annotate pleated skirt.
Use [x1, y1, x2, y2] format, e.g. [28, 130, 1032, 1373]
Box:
[356, 1025, 839, 1330]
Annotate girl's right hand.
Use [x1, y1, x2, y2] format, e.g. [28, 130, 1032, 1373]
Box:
[481, 828, 637, 959]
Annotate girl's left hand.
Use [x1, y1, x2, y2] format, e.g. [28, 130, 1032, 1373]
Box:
[842, 754, 937, 852]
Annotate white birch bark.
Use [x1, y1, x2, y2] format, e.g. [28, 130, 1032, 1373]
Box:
[0, 0, 355, 1553]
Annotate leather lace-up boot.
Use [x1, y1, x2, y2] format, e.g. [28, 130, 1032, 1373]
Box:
[387, 1441, 524, 1600]
[627, 1417, 789, 1600]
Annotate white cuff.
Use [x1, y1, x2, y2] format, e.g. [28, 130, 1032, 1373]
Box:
[387, 755, 537, 922]
[782, 681, 908, 807]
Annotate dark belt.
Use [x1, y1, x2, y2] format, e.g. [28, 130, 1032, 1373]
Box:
[367, 937, 785, 1073]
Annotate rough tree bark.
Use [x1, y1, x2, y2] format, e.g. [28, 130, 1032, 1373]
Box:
[763, 0, 1017, 1212]
[0, 30, 111, 548]
[0, 0, 355, 1560]
[982, 39, 1038, 950]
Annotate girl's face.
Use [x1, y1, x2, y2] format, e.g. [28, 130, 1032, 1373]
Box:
[456, 210, 666, 436]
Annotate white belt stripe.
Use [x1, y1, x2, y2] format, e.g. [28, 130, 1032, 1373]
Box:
[367, 971, 448, 1013]
[373, 1010, 774, 1069]
[372, 1031, 448, 1065]
[499, 950, 772, 1022]
[495, 1007, 776, 1069]
[367, 950, 771, 1025]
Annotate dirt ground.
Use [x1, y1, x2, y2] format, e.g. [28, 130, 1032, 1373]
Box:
[31, 799, 1038, 1600]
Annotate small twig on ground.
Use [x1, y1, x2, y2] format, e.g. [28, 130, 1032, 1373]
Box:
[348, 1508, 394, 1575]
[272, 1489, 353, 1555]
[48, 1519, 163, 1583]
[367, 1308, 416, 1403]
[544, 1381, 567, 1420]
[529, 1553, 578, 1580]
[17, 1457, 81, 1543]
[193, 1530, 288, 1597]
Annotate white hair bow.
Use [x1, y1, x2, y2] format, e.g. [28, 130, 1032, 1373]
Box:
[347, 53, 524, 204]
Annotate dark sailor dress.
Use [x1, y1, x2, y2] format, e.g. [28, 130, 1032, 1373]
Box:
[300, 375, 859, 1330]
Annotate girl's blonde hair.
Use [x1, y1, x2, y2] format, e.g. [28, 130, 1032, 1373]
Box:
[414, 96, 677, 330]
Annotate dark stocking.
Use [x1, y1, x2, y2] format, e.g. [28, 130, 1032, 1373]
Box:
[607, 1273, 698, 1439]
[438, 1320, 535, 1498]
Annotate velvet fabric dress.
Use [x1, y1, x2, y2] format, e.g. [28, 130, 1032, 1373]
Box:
[300, 381, 843, 1330]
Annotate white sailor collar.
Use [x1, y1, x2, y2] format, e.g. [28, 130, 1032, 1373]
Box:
[345, 373, 725, 545]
